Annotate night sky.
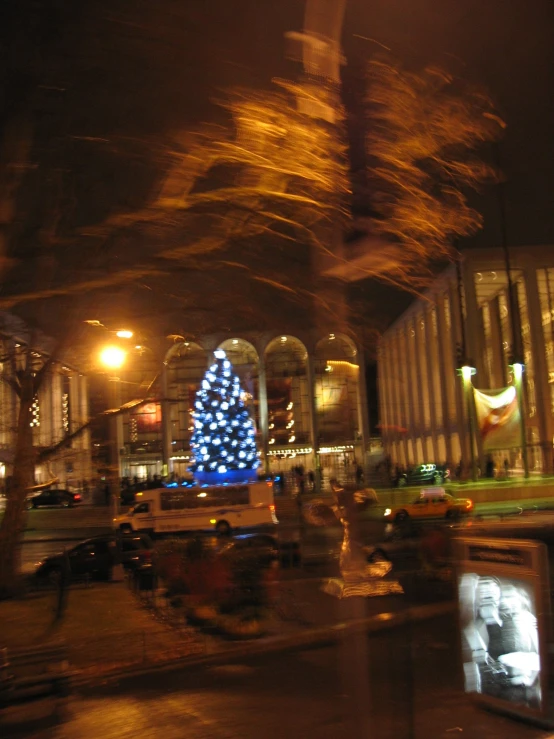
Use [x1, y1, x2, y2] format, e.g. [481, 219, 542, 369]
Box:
[1, 0, 553, 332]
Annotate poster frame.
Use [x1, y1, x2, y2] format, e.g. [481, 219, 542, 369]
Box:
[453, 536, 550, 722]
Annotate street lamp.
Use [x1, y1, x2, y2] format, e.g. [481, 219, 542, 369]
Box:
[99, 345, 126, 370]
[98, 345, 127, 521]
[510, 359, 529, 478]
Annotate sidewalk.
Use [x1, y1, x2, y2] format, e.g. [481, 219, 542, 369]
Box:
[3, 640, 553, 739]
[0, 579, 205, 680]
[3, 576, 554, 738]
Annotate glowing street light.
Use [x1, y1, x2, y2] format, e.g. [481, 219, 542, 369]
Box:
[99, 345, 126, 370]
[460, 363, 476, 382]
[116, 329, 133, 339]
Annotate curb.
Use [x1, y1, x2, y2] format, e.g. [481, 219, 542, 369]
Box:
[72, 600, 456, 690]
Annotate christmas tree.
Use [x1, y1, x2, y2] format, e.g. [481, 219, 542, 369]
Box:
[190, 349, 259, 483]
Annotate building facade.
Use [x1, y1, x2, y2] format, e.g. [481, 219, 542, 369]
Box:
[0, 313, 93, 493]
[112, 329, 370, 489]
[377, 247, 554, 477]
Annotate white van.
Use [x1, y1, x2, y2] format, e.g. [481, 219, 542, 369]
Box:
[114, 482, 278, 536]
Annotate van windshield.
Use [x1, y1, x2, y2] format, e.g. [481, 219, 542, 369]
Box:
[132, 502, 150, 514]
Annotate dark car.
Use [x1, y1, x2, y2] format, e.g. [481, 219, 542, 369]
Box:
[28, 489, 82, 508]
[396, 463, 450, 487]
[218, 533, 300, 568]
[35, 533, 154, 583]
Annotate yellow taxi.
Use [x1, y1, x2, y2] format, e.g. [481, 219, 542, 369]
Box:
[384, 488, 473, 524]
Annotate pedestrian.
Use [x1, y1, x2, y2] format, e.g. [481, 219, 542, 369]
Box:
[104, 483, 110, 506]
[504, 458, 510, 478]
[355, 464, 364, 487]
[455, 459, 463, 480]
[308, 470, 315, 491]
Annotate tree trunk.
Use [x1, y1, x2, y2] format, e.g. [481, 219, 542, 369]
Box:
[0, 378, 36, 597]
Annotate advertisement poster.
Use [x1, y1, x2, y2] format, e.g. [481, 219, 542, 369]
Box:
[454, 537, 549, 720]
[132, 402, 162, 433]
[459, 572, 542, 710]
[473, 386, 520, 451]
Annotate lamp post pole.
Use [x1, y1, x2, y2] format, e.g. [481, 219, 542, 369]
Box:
[460, 365, 478, 482]
[511, 362, 529, 478]
[495, 143, 529, 478]
[99, 344, 127, 522]
[108, 375, 122, 522]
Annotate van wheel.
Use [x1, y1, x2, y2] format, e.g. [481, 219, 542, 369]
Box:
[216, 521, 231, 536]
[120, 524, 132, 534]
[395, 510, 409, 522]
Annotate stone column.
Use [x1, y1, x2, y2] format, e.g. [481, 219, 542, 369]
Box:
[424, 306, 440, 462]
[161, 362, 172, 477]
[461, 260, 487, 378]
[404, 320, 419, 463]
[489, 297, 507, 387]
[355, 345, 370, 471]
[395, 329, 411, 466]
[306, 351, 320, 489]
[523, 267, 554, 473]
[435, 294, 454, 467]
[448, 282, 472, 476]
[377, 343, 393, 460]
[257, 352, 269, 474]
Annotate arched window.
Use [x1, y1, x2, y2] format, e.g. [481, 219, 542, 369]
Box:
[265, 336, 310, 449]
[217, 339, 260, 440]
[165, 342, 207, 460]
[314, 334, 359, 445]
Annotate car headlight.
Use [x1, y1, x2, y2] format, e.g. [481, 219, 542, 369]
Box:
[384, 508, 391, 517]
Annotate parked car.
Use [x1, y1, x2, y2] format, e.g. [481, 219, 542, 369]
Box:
[27, 489, 82, 508]
[35, 532, 154, 583]
[218, 533, 300, 568]
[396, 463, 450, 487]
[384, 490, 473, 525]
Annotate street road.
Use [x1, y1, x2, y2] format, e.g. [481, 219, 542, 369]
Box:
[19, 506, 115, 574]
[18, 496, 554, 578]
[23, 506, 114, 534]
[8, 628, 551, 739]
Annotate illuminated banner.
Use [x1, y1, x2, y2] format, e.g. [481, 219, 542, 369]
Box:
[132, 402, 162, 433]
[473, 386, 520, 451]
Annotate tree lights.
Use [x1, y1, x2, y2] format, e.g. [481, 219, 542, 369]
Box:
[190, 350, 259, 484]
